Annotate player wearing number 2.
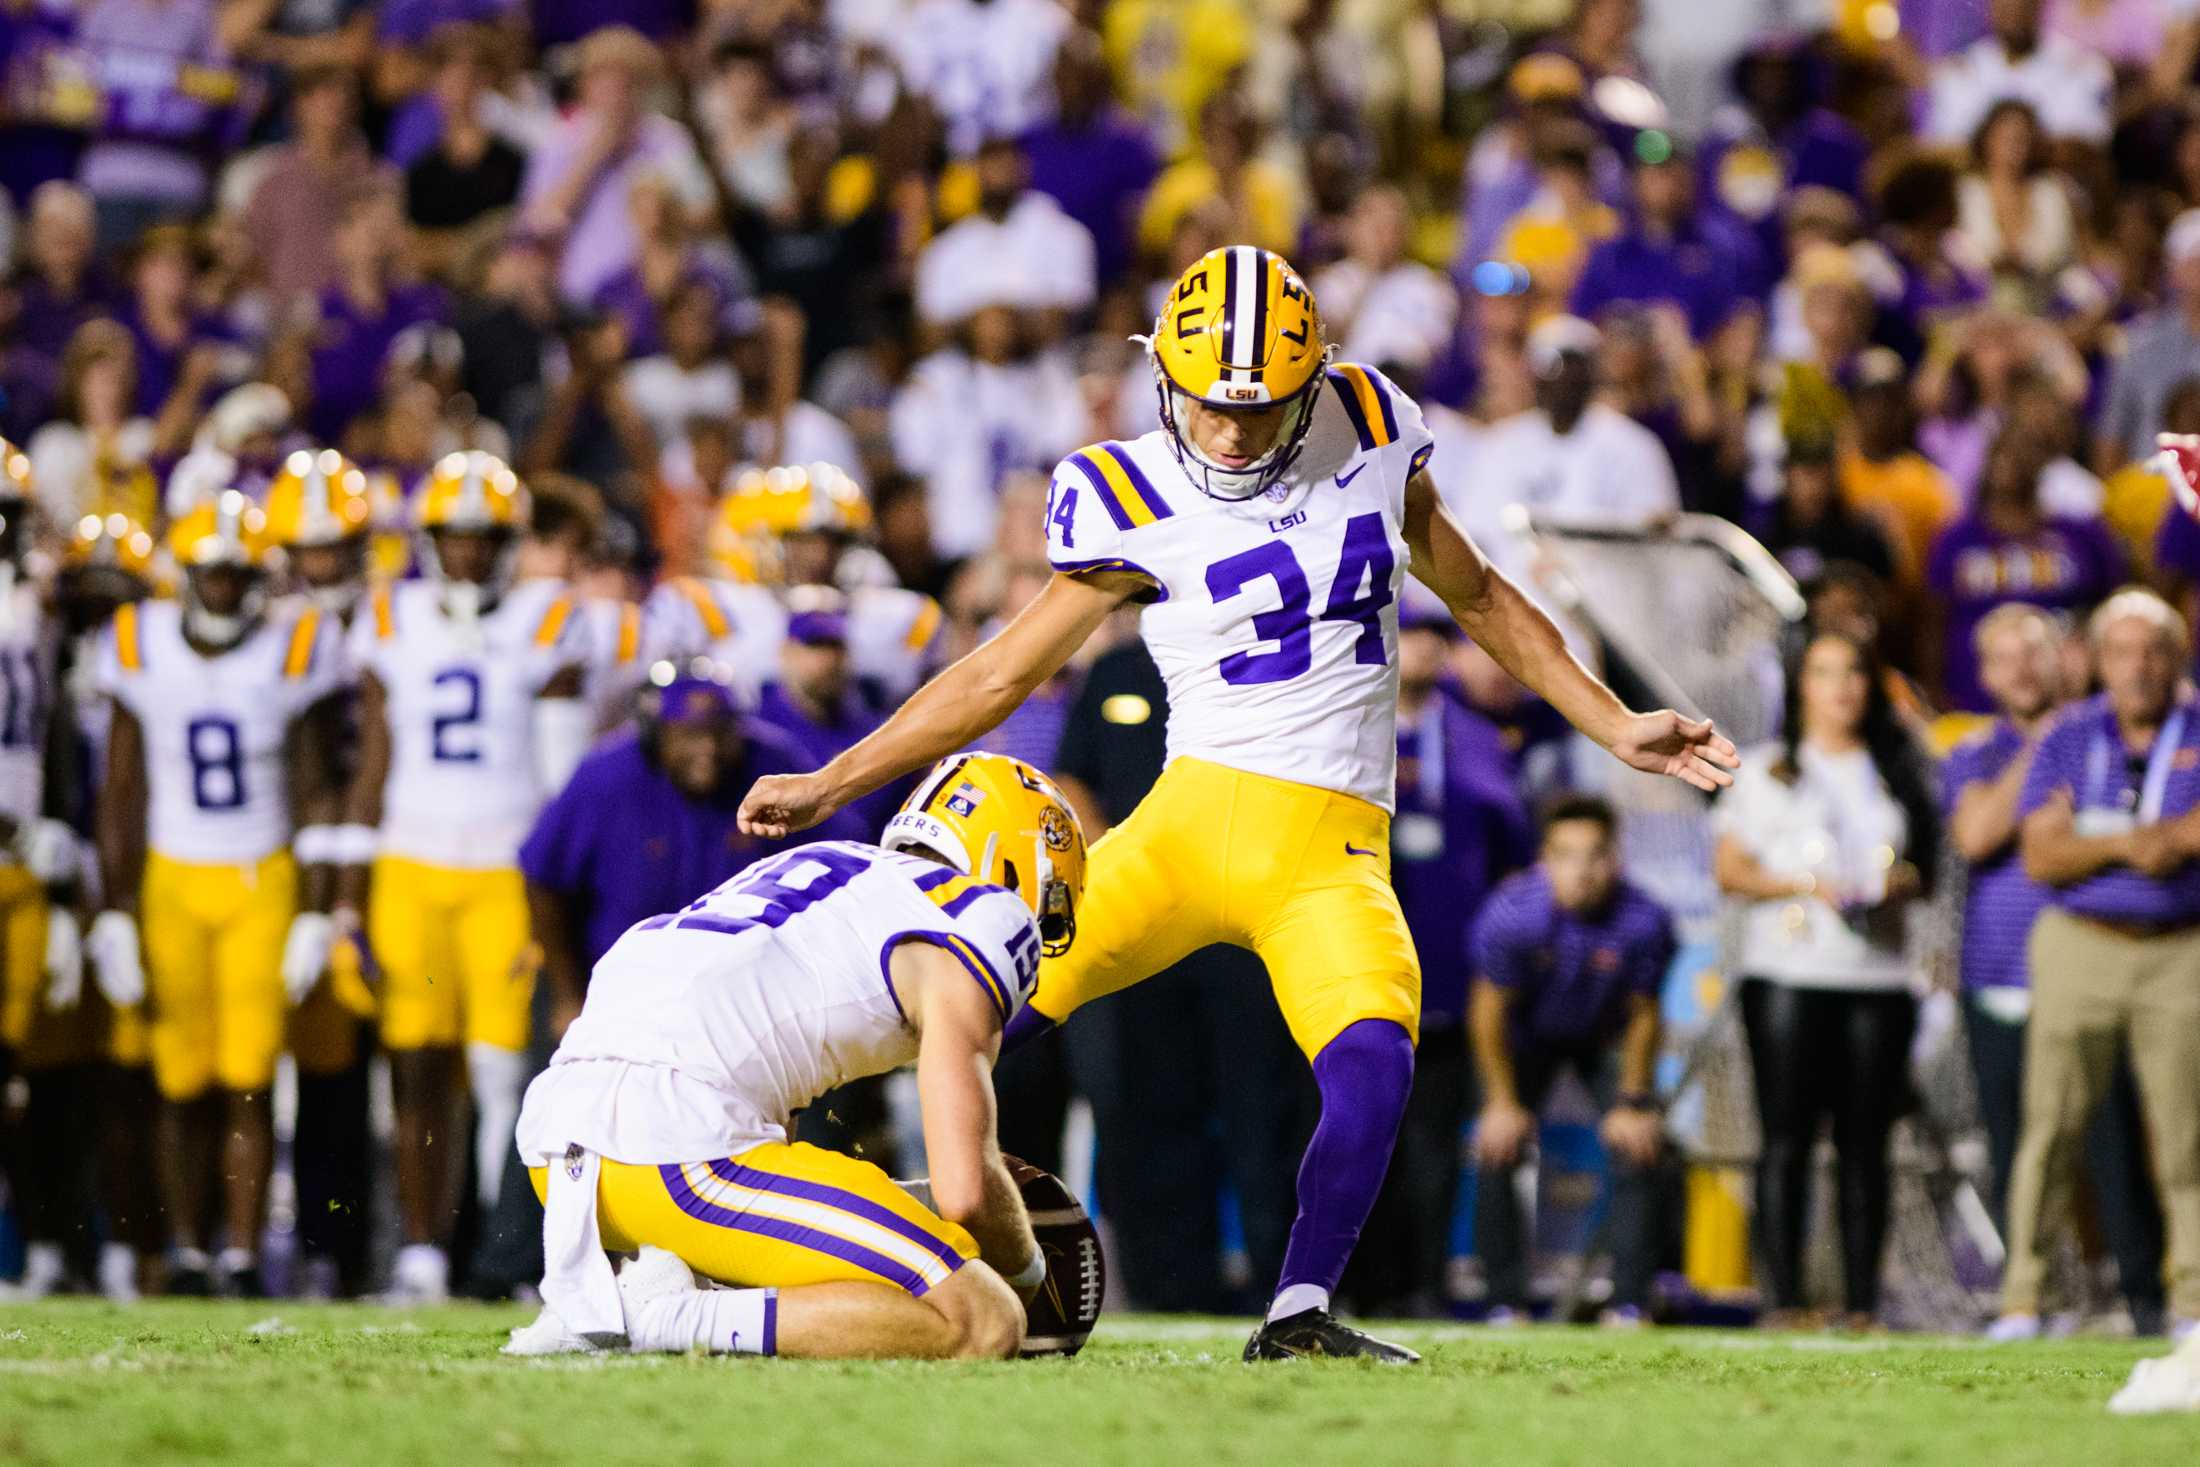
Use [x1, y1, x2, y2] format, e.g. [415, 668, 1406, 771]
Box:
[740, 245, 1739, 1361]
[339, 451, 593, 1303]
[91, 492, 350, 1296]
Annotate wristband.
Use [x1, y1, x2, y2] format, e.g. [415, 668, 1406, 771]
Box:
[328, 824, 380, 866]
[1007, 1250, 1048, 1292]
[293, 824, 338, 864]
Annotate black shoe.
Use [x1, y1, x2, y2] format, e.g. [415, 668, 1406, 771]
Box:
[167, 1261, 213, 1298]
[1243, 1308, 1421, 1364]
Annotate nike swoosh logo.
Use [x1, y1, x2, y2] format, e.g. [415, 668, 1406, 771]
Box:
[1344, 843, 1379, 857]
[1335, 464, 1366, 489]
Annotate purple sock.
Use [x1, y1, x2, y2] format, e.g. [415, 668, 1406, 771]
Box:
[1274, 1018, 1415, 1301]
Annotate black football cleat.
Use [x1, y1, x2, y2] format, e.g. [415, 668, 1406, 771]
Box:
[1242, 1308, 1421, 1364]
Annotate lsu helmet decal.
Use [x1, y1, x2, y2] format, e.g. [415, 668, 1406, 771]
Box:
[883, 752, 1088, 959]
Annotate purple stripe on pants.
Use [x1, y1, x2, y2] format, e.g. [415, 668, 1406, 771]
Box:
[657, 1163, 934, 1296]
[704, 1158, 969, 1269]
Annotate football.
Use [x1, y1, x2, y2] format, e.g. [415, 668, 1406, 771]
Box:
[1005, 1155, 1105, 1358]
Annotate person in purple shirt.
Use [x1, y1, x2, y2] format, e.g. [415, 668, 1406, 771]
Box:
[519, 666, 861, 1034]
[1928, 428, 2125, 711]
[1570, 139, 1767, 342]
[1946, 603, 2165, 1330]
[1016, 28, 1159, 289]
[306, 190, 450, 442]
[1469, 794, 1675, 1323]
[1996, 590, 2200, 1338]
[751, 604, 914, 841]
[1347, 602, 1532, 1317]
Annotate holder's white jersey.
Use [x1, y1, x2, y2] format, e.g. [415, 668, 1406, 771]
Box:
[96, 598, 346, 864]
[0, 577, 57, 833]
[515, 841, 1039, 1166]
[1043, 362, 1436, 811]
[351, 578, 587, 869]
[642, 576, 944, 705]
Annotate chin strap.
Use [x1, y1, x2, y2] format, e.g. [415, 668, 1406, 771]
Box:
[184, 605, 251, 647]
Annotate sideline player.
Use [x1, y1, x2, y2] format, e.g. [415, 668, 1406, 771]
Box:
[91, 493, 348, 1295]
[339, 451, 592, 1302]
[508, 752, 1079, 1360]
[740, 246, 1737, 1360]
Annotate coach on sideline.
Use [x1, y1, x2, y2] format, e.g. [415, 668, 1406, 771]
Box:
[1998, 589, 2200, 1339]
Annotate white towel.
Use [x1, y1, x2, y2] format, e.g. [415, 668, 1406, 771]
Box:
[540, 1143, 627, 1341]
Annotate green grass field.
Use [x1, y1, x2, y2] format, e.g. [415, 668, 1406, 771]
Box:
[0, 1302, 2177, 1467]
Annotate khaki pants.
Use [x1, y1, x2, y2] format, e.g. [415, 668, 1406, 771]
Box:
[2002, 909, 2200, 1316]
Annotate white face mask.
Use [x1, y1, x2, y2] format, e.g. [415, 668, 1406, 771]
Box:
[1157, 379, 1321, 501]
[308, 580, 362, 619]
[184, 604, 251, 648]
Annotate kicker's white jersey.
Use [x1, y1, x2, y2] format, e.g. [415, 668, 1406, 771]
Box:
[643, 576, 944, 706]
[96, 598, 346, 865]
[1043, 362, 1436, 811]
[351, 578, 587, 869]
[514, 841, 1039, 1166]
[0, 576, 57, 831]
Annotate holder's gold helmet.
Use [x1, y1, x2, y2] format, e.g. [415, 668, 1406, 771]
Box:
[882, 752, 1087, 960]
[1145, 245, 1330, 500]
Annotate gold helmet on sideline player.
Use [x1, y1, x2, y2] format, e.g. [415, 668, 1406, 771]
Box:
[1143, 244, 1330, 502]
[166, 490, 277, 649]
[881, 752, 1087, 958]
[708, 461, 870, 586]
[416, 449, 529, 613]
[264, 448, 374, 618]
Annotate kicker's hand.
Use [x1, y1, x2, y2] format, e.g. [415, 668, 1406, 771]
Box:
[737, 771, 840, 840]
[1612, 710, 1740, 793]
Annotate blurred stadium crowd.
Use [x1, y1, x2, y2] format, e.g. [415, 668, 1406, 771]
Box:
[5, 0, 2200, 1334]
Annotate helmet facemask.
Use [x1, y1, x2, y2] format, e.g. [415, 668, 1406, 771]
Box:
[1149, 345, 1327, 502]
[182, 561, 266, 650]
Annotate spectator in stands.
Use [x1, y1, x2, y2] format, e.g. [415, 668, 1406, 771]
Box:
[400, 26, 529, 246]
[588, 173, 747, 364]
[1761, 432, 1898, 590]
[1947, 603, 2168, 1332]
[2097, 210, 2200, 472]
[1928, 428, 2125, 711]
[1346, 599, 1531, 1318]
[243, 67, 390, 308]
[914, 134, 1095, 346]
[1698, 35, 1869, 260]
[25, 320, 159, 528]
[1572, 135, 1765, 343]
[1997, 590, 2200, 1339]
[619, 276, 739, 463]
[6, 183, 113, 372]
[517, 25, 710, 305]
[893, 0, 1069, 159]
[1840, 348, 1957, 591]
[1597, 304, 1739, 521]
[74, 0, 241, 251]
[1466, 315, 1678, 594]
[1313, 185, 1458, 376]
[1469, 794, 1676, 1326]
[695, 39, 794, 217]
[1955, 101, 2077, 300]
[120, 225, 233, 442]
[1715, 629, 1938, 1327]
[1139, 87, 1301, 262]
[304, 188, 450, 443]
[1926, 0, 2113, 147]
[1018, 28, 1159, 291]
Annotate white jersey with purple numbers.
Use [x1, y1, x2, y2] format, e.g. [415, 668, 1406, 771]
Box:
[515, 841, 1040, 1166]
[0, 579, 57, 832]
[96, 599, 346, 865]
[1044, 362, 1436, 811]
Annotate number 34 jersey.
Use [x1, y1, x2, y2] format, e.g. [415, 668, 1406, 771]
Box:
[518, 841, 1040, 1165]
[1045, 362, 1436, 811]
[96, 599, 346, 865]
[352, 579, 586, 871]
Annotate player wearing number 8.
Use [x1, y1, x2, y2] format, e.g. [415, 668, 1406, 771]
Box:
[338, 451, 593, 1302]
[737, 245, 1740, 1361]
[92, 491, 350, 1295]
